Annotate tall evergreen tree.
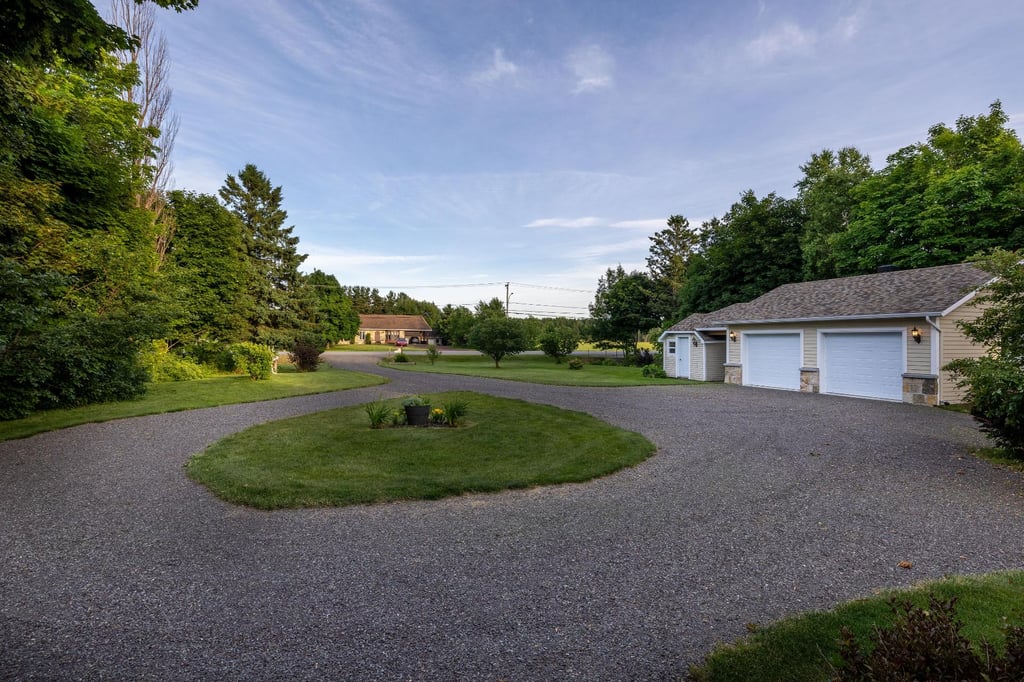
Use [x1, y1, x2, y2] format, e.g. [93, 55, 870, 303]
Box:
[219, 164, 309, 348]
[646, 214, 699, 320]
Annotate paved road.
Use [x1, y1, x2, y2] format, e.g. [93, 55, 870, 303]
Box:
[2, 353, 1022, 680]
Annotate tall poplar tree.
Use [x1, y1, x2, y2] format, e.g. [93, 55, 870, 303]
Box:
[219, 164, 309, 348]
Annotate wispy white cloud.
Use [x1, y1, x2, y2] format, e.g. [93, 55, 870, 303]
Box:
[567, 44, 614, 93]
[525, 216, 604, 228]
[746, 22, 816, 63]
[304, 245, 438, 270]
[609, 218, 665, 230]
[470, 48, 520, 85]
[835, 11, 863, 42]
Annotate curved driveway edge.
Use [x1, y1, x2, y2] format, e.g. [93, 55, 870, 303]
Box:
[2, 352, 1022, 680]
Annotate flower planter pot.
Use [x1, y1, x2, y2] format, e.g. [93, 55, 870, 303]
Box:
[404, 404, 431, 427]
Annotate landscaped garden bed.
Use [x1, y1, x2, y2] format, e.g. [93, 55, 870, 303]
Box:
[186, 391, 655, 509]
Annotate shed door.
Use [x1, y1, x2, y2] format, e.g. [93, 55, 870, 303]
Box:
[744, 333, 801, 390]
[821, 332, 903, 401]
[676, 338, 691, 378]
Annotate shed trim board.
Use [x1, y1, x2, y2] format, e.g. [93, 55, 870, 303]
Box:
[817, 327, 906, 401]
[741, 330, 803, 390]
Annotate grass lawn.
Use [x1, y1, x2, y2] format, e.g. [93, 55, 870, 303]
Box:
[690, 571, 1024, 681]
[186, 391, 656, 508]
[384, 353, 701, 387]
[0, 363, 385, 442]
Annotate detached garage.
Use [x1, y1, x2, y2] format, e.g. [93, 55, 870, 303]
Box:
[664, 262, 993, 405]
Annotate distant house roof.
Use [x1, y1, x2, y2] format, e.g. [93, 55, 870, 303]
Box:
[662, 263, 992, 335]
[358, 314, 432, 331]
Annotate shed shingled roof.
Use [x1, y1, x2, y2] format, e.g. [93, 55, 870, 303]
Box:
[358, 314, 432, 331]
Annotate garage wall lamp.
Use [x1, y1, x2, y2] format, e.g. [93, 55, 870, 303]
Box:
[692, 337, 699, 347]
[911, 326, 922, 343]
[729, 331, 737, 342]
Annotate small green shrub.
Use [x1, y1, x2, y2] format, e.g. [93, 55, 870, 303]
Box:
[425, 346, 441, 365]
[402, 395, 428, 407]
[600, 358, 619, 366]
[441, 397, 469, 426]
[393, 352, 411, 363]
[390, 408, 406, 427]
[835, 595, 1024, 681]
[642, 365, 667, 378]
[364, 400, 392, 429]
[227, 342, 275, 380]
[139, 341, 207, 382]
[568, 358, 584, 370]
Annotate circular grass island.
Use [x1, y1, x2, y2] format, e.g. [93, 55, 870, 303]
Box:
[186, 391, 656, 509]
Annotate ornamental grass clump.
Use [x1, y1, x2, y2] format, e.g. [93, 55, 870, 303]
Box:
[441, 398, 469, 426]
[364, 399, 392, 429]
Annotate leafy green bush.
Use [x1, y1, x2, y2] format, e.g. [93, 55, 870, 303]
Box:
[568, 358, 584, 370]
[835, 595, 1024, 681]
[227, 342, 275, 380]
[642, 365, 667, 378]
[139, 341, 207, 382]
[538, 324, 581, 363]
[393, 352, 411, 363]
[947, 356, 1024, 458]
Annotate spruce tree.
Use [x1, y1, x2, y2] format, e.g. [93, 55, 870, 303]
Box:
[219, 164, 309, 348]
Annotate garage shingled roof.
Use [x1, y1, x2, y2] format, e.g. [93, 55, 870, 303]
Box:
[711, 262, 991, 323]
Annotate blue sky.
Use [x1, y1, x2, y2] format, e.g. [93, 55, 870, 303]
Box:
[151, 0, 1024, 317]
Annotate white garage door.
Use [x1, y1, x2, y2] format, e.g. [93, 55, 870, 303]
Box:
[744, 333, 801, 390]
[821, 332, 903, 401]
[676, 339, 691, 378]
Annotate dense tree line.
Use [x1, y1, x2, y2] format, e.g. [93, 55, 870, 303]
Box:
[594, 101, 1024, 343]
[0, 1, 400, 418]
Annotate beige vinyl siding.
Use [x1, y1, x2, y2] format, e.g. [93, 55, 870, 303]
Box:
[939, 302, 988, 403]
[705, 342, 726, 381]
[663, 335, 679, 378]
[691, 339, 704, 379]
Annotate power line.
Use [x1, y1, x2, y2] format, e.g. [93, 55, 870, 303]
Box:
[364, 281, 595, 294]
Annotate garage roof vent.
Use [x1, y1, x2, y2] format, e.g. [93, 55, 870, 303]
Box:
[877, 264, 899, 273]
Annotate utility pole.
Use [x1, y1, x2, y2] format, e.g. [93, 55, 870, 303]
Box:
[505, 282, 512, 317]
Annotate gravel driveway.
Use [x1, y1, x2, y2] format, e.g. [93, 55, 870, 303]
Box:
[2, 352, 1023, 680]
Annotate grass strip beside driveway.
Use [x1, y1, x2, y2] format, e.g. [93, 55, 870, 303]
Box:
[0, 364, 386, 442]
[691, 571, 1024, 681]
[186, 391, 656, 509]
[384, 353, 702, 387]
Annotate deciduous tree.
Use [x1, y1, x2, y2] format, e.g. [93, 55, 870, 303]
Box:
[468, 317, 532, 368]
[832, 101, 1024, 274]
